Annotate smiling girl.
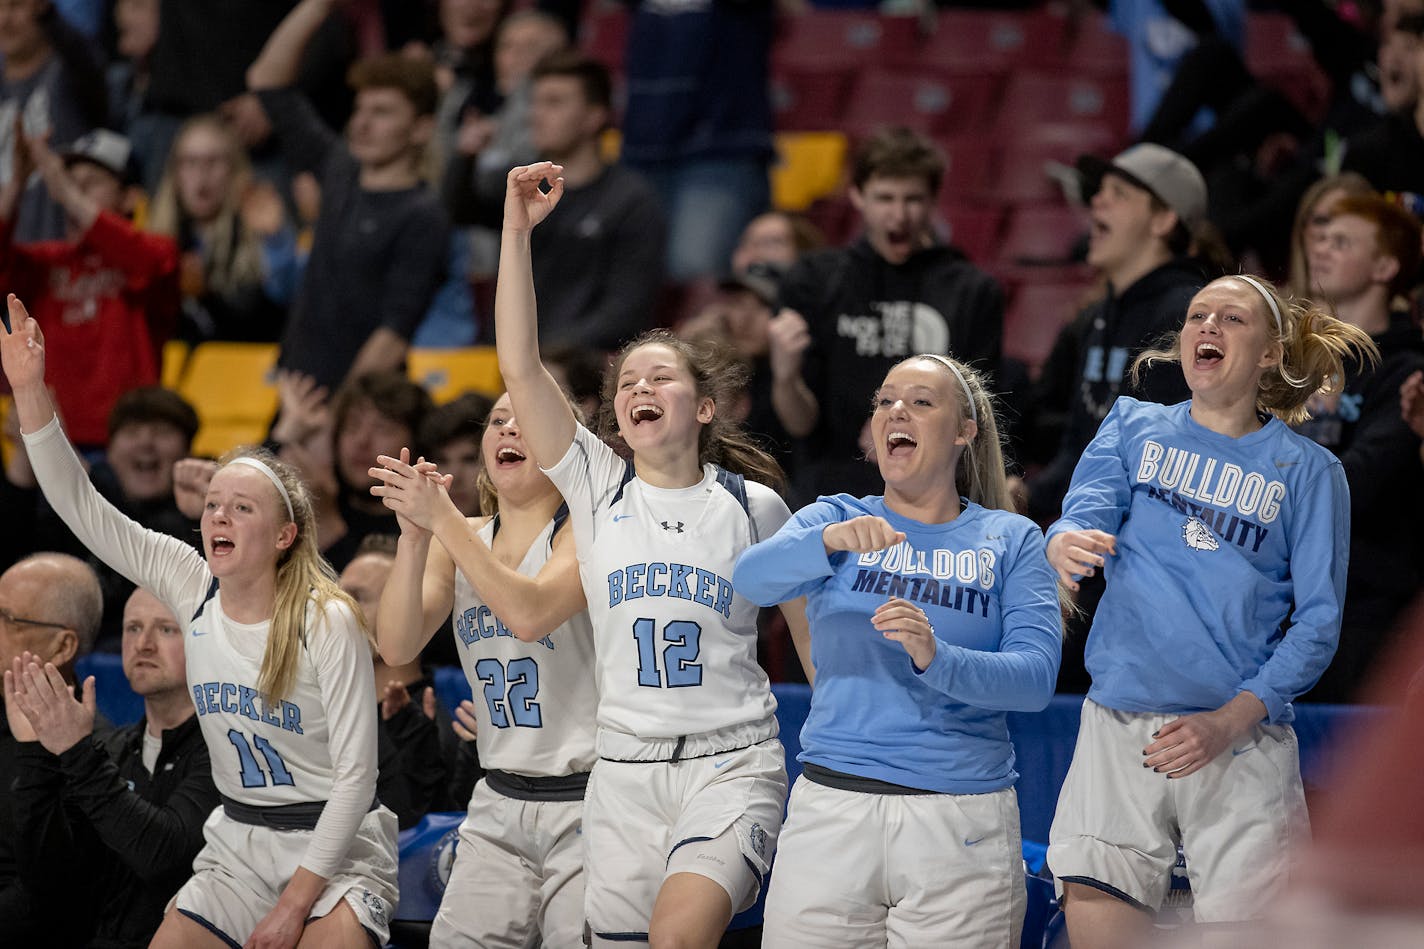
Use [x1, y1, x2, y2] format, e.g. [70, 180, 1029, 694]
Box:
[494, 161, 806, 948]
[367, 390, 599, 947]
[1, 293, 397, 949]
[734, 354, 1063, 947]
[1044, 274, 1377, 946]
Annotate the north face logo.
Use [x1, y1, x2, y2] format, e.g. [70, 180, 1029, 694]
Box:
[1182, 517, 1219, 552]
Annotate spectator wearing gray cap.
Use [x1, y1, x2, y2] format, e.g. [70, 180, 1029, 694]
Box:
[1024, 143, 1213, 689]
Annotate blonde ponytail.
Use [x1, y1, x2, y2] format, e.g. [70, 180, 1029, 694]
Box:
[1131, 275, 1380, 425]
[218, 446, 361, 701]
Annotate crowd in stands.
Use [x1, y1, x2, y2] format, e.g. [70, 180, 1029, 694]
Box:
[1, 0, 1423, 945]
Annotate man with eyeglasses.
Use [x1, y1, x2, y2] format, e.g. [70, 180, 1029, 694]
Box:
[0, 552, 103, 945]
[6, 586, 218, 948]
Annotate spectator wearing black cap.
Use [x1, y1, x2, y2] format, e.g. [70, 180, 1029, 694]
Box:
[0, 127, 178, 451]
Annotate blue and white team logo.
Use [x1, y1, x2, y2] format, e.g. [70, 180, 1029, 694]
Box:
[748, 821, 767, 860]
[430, 828, 460, 892]
[1182, 516, 1219, 552]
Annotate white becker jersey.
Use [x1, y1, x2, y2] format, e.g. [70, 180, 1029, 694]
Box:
[24, 417, 381, 880]
[451, 511, 599, 776]
[543, 425, 789, 741]
[185, 591, 373, 812]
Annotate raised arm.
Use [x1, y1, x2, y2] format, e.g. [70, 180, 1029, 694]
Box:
[246, 0, 340, 91]
[2, 295, 210, 614]
[27, 135, 98, 234]
[375, 515, 458, 666]
[370, 452, 587, 641]
[495, 163, 577, 467]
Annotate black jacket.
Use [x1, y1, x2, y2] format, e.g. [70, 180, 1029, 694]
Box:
[1304, 312, 1424, 626]
[11, 714, 217, 949]
[1342, 111, 1424, 202]
[780, 238, 1004, 499]
[1028, 259, 1202, 522]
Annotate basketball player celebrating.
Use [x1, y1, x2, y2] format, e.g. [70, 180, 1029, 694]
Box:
[494, 161, 805, 948]
[1, 293, 397, 949]
[735, 354, 1063, 947]
[1045, 275, 1376, 947]
[369, 390, 599, 947]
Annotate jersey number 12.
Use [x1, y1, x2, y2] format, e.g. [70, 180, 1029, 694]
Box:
[633, 618, 703, 688]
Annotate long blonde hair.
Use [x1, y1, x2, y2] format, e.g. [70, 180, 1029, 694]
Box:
[148, 114, 265, 297]
[1132, 274, 1380, 425]
[894, 355, 1014, 514]
[217, 447, 360, 700]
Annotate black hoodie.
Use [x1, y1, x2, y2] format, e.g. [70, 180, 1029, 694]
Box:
[779, 238, 1004, 499]
[1028, 259, 1202, 522]
[1298, 311, 1424, 700]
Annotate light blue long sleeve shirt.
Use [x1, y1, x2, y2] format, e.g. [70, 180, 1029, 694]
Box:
[1048, 398, 1349, 724]
[734, 495, 1062, 794]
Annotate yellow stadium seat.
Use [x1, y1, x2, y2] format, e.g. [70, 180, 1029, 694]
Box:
[161, 340, 189, 390]
[771, 131, 849, 212]
[407, 347, 503, 403]
[191, 421, 273, 460]
[178, 342, 280, 430]
[0, 396, 11, 469]
[600, 128, 622, 163]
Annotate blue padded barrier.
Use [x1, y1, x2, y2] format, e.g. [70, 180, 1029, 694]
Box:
[77, 652, 142, 727]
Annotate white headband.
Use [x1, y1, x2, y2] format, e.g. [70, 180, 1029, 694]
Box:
[919, 354, 978, 424]
[227, 457, 295, 522]
[1233, 275, 1283, 336]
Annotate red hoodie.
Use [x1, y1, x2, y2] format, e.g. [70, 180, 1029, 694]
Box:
[0, 210, 179, 446]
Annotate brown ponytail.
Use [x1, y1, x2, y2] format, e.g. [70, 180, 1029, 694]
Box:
[599, 330, 788, 495]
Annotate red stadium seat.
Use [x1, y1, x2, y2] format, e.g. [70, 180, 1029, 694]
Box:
[938, 202, 1004, 265]
[1244, 11, 1315, 74]
[1004, 279, 1096, 374]
[579, 2, 629, 72]
[1058, 10, 1129, 77]
[995, 71, 1130, 141]
[1245, 12, 1331, 122]
[999, 120, 1124, 157]
[770, 68, 856, 131]
[842, 70, 999, 138]
[773, 11, 921, 73]
[985, 140, 1089, 207]
[913, 8, 1063, 75]
[937, 138, 996, 198]
[996, 204, 1089, 267]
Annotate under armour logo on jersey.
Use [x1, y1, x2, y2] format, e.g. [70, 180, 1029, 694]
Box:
[660, 521, 685, 533]
[1182, 516, 1219, 552]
